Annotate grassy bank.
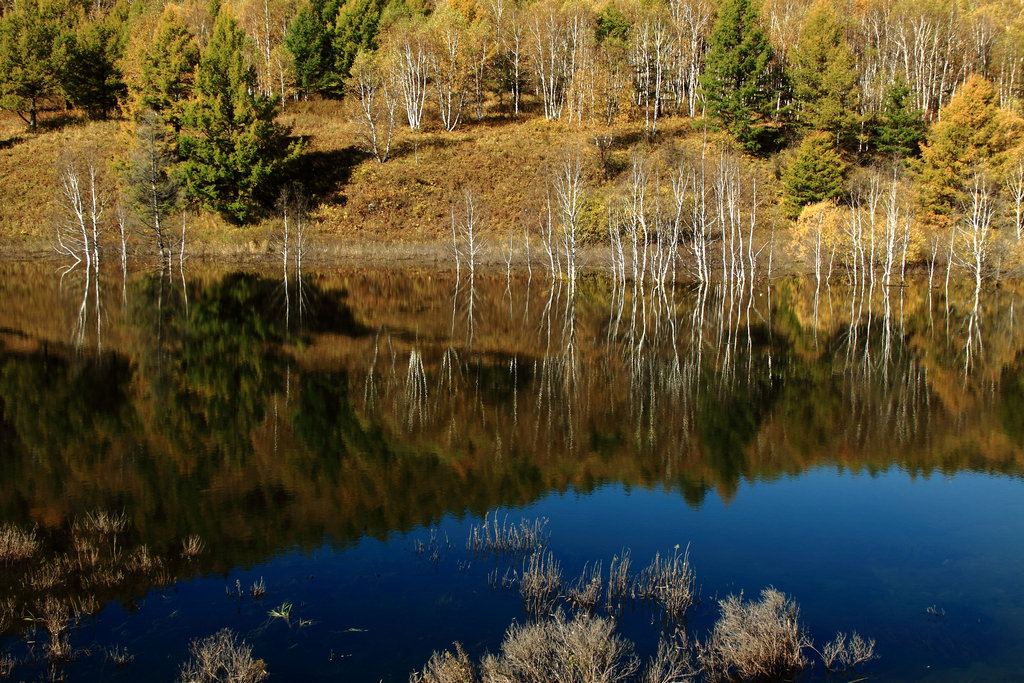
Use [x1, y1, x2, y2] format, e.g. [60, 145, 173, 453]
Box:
[0, 99, 780, 266]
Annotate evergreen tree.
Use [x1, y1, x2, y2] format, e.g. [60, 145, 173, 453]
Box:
[595, 1, 630, 44]
[332, 0, 390, 88]
[915, 75, 1016, 229]
[700, 0, 784, 154]
[791, 0, 858, 146]
[132, 6, 200, 130]
[59, 11, 128, 119]
[285, 0, 342, 98]
[872, 77, 925, 160]
[0, 0, 70, 130]
[783, 132, 846, 218]
[179, 10, 301, 223]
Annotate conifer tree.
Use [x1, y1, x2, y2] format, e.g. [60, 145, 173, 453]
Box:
[791, 0, 858, 146]
[179, 10, 301, 223]
[333, 0, 390, 88]
[783, 132, 846, 218]
[60, 10, 128, 119]
[285, 0, 341, 98]
[700, 0, 784, 154]
[915, 75, 1017, 229]
[0, 0, 69, 130]
[872, 76, 925, 160]
[132, 6, 200, 131]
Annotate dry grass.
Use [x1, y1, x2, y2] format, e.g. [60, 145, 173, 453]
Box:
[567, 561, 603, 613]
[467, 513, 550, 558]
[182, 535, 206, 560]
[820, 631, 877, 671]
[605, 549, 633, 611]
[0, 599, 15, 633]
[634, 546, 696, 624]
[481, 611, 639, 683]
[519, 551, 562, 617]
[644, 631, 697, 683]
[38, 596, 73, 662]
[0, 114, 120, 246]
[21, 559, 63, 591]
[126, 545, 162, 573]
[105, 645, 134, 666]
[697, 588, 810, 682]
[78, 510, 129, 538]
[177, 629, 267, 683]
[0, 652, 13, 677]
[0, 524, 39, 564]
[409, 641, 477, 683]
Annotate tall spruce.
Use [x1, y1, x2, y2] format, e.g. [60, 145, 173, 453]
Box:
[132, 6, 200, 132]
[285, 0, 342, 98]
[0, 0, 69, 130]
[59, 10, 129, 120]
[700, 0, 784, 154]
[791, 0, 858, 146]
[872, 76, 925, 160]
[332, 0, 390, 88]
[179, 10, 301, 223]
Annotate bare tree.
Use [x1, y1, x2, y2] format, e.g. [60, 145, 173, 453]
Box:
[554, 150, 587, 294]
[957, 173, 996, 297]
[392, 23, 432, 131]
[55, 151, 109, 272]
[349, 51, 398, 163]
[1006, 154, 1024, 240]
[430, 10, 468, 131]
[124, 111, 181, 266]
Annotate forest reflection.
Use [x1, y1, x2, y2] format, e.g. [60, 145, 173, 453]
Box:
[0, 262, 1022, 572]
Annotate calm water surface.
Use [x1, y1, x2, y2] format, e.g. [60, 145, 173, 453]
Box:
[1, 262, 1023, 680]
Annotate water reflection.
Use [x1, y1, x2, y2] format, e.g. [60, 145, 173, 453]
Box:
[0, 265, 1022, 561]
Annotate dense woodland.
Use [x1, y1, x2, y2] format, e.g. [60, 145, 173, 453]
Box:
[1, 0, 1023, 281]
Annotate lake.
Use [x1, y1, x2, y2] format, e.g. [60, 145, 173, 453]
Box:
[0, 261, 1023, 681]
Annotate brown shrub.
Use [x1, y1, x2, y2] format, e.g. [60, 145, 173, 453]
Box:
[177, 629, 267, 683]
[409, 642, 477, 683]
[0, 524, 38, 564]
[697, 587, 810, 681]
[480, 611, 639, 683]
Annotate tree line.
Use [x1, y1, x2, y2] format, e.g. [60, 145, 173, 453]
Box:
[1, 0, 1023, 272]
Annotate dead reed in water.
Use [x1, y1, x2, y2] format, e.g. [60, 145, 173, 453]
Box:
[697, 587, 810, 682]
[466, 513, 549, 558]
[0, 524, 38, 565]
[176, 629, 268, 683]
[520, 550, 562, 616]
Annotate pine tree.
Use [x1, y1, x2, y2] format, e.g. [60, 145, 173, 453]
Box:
[332, 0, 390, 88]
[915, 75, 1016, 229]
[132, 6, 200, 130]
[700, 0, 784, 154]
[783, 132, 847, 218]
[179, 10, 302, 223]
[872, 76, 925, 160]
[59, 10, 128, 120]
[791, 0, 858, 146]
[0, 0, 69, 130]
[285, 0, 342, 98]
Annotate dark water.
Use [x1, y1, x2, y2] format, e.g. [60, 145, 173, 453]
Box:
[1, 262, 1024, 681]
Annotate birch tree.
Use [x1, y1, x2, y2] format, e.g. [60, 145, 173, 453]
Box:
[349, 49, 398, 162]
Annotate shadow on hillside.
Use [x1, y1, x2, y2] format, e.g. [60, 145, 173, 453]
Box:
[292, 144, 363, 206]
